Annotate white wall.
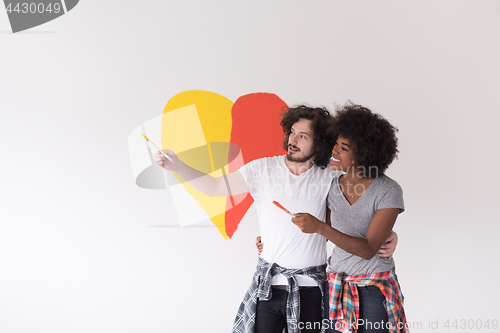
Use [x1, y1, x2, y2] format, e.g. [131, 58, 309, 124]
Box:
[1, 1, 499, 332]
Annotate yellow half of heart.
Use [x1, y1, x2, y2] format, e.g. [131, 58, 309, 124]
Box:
[161, 90, 234, 239]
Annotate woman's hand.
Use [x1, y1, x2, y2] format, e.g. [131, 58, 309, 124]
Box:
[292, 213, 324, 234]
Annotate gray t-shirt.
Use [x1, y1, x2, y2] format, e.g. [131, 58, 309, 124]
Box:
[327, 175, 404, 276]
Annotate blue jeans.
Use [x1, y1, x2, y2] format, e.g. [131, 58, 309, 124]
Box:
[323, 282, 389, 333]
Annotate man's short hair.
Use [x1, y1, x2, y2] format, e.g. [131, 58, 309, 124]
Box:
[280, 105, 335, 168]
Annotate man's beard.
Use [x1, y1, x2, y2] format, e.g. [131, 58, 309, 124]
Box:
[286, 145, 315, 163]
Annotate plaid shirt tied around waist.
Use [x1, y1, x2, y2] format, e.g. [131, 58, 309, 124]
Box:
[327, 267, 409, 333]
[232, 256, 327, 333]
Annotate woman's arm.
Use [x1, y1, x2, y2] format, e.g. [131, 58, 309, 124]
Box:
[292, 208, 400, 260]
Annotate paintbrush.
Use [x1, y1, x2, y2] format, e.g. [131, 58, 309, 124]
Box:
[140, 133, 173, 162]
[272, 201, 295, 218]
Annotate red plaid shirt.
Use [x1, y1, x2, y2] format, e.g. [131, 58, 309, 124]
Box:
[326, 268, 409, 333]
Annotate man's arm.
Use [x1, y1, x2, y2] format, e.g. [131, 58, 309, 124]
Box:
[378, 231, 398, 259]
[154, 149, 248, 197]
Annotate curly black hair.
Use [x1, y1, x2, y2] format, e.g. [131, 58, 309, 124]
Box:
[280, 105, 335, 168]
[332, 102, 399, 177]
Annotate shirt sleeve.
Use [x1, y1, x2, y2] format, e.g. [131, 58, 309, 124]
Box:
[326, 175, 341, 211]
[237, 158, 262, 194]
[377, 178, 405, 214]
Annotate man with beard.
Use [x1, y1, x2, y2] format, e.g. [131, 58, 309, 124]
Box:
[154, 105, 396, 333]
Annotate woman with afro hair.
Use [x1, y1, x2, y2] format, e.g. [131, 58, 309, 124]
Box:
[291, 102, 408, 333]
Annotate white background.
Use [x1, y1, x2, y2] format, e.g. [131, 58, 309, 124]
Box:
[1, 1, 499, 332]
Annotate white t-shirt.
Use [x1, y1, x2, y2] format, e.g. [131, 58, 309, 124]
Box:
[238, 155, 340, 286]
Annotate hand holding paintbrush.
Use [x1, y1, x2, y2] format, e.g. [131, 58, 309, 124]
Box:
[141, 134, 172, 161]
[153, 149, 177, 171]
[140, 133, 180, 171]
